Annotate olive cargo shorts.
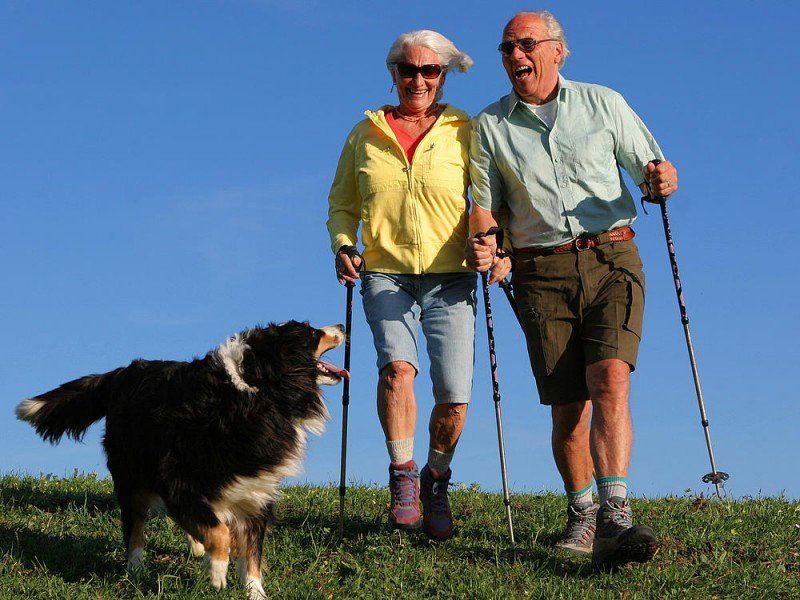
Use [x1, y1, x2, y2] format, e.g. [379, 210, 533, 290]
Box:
[512, 240, 645, 406]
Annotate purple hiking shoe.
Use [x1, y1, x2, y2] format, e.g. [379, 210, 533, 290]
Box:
[420, 465, 453, 540]
[388, 460, 421, 530]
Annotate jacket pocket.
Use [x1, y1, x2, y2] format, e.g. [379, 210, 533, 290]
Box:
[361, 190, 416, 246]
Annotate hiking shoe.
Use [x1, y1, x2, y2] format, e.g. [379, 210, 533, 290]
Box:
[420, 465, 453, 540]
[592, 497, 658, 567]
[388, 460, 421, 530]
[554, 502, 598, 556]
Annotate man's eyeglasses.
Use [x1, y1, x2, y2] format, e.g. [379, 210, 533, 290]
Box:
[497, 38, 558, 56]
[395, 62, 444, 79]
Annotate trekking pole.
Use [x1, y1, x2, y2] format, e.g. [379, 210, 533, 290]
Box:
[336, 246, 363, 540]
[338, 281, 353, 540]
[498, 279, 520, 324]
[643, 160, 729, 498]
[476, 227, 517, 549]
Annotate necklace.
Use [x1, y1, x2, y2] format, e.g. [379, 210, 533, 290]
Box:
[394, 104, 440, 123]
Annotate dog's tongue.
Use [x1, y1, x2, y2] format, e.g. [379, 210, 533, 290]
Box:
[318, 360, 350, 380]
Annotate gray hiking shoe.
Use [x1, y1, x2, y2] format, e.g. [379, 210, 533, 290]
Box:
[554, 502, 598, 555]
[592, 496, 658, 567]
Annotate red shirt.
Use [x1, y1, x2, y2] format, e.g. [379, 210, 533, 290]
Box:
[385, 110, 424, 162]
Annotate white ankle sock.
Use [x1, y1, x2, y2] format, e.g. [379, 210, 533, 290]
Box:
[597, 476, 628, 504]
[386, 437, 414, 464]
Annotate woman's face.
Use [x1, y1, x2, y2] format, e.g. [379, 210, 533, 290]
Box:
[394, 45, 443, 114]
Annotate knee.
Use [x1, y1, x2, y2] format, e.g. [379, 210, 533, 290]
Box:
[587, 360, 630, 403]
[437, 402, 468, 422]
[447, 402, 468, 417]
[380, 361, 416, 393]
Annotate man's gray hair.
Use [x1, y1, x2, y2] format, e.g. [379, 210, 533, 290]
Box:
[512, 10, 570, 67]
[386, 30, 473, 73]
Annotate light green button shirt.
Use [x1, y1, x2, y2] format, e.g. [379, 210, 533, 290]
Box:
[470, 76, 664, 248]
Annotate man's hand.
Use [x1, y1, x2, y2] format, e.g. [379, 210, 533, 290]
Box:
[335, 247, 363, 285]
[488, 255, 512, 285]
[466, 235, 497, 272]
[644, 160, 678, 198]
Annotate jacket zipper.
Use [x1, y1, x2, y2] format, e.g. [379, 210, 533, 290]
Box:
[375, 112, 447, 274]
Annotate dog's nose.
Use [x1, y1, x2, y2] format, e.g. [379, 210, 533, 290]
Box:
[335, 324, 345, 334]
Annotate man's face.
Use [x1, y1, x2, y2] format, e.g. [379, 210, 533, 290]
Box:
[501, 15, 563, 103]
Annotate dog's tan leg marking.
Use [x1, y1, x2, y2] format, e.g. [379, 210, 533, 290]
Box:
[199, 523, 231, 590]
[242, 554, 266, 600]
[185, 533, 205, 557]
[229, 519, 267, 599]
[125, 492, 152, 571]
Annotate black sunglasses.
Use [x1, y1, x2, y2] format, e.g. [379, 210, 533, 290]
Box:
[395, 62, 444, 79]
[497, 38, 558, 56]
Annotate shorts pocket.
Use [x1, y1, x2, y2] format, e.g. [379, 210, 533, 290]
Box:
[621, 273, 645, 340]
[519, 304, 555, 377]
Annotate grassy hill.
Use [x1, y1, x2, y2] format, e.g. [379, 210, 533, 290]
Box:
[0, 473, 797, 599]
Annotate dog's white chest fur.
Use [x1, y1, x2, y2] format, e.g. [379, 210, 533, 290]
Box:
[211, 414, 327, 523]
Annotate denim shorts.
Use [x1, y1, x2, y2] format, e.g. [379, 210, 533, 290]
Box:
[360, 271, 477, 405]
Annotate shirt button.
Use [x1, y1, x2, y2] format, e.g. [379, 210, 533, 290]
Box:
[560, 179, 568, 188]
[554, 157, 559, 163]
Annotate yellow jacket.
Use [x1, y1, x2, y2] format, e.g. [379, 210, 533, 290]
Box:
[326, 105, 471, 274]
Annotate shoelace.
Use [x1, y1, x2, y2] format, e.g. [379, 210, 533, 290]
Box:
[605, 502, 633, 529]
[390, 469, 418, 506]
[564, 505, 596, 542]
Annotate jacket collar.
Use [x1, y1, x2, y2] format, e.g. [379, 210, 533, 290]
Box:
[503, 74, 573, 118]
[365, 104, 470, 129]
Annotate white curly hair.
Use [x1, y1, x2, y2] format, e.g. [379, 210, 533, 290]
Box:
[386, 29, 473, 74]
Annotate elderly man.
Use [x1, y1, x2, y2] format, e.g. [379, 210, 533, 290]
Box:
[467, 11, 677, 567]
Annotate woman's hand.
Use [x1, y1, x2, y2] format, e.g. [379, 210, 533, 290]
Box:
[466, 235, 497, 272]
[335, 247, 363, 285]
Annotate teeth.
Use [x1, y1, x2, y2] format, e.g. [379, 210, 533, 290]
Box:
[514, 66, 532, 76]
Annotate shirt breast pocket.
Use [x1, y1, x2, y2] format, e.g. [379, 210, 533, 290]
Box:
[570, 130, 618, 185]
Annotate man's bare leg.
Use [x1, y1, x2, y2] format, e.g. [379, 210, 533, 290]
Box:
[551, 400, 593, 493]
[586, 358, 632, 492]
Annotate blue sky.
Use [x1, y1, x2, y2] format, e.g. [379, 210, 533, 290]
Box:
[2, 1, 798, 499]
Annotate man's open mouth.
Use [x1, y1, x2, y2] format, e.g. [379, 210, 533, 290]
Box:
[514, 65, 533, 79]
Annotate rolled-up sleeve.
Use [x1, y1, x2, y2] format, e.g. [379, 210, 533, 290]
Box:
[326, 129, 362, 254]
[469, 118, 505, 213]
[612, 93, 664, 186]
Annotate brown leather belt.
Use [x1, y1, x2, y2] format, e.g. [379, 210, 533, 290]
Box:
[514, 226, 635, 257]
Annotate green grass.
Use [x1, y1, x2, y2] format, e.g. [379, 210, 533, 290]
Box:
[0, 473, 798, 599]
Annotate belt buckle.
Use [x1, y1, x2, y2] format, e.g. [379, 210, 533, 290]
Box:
[574, 234, 591, 252]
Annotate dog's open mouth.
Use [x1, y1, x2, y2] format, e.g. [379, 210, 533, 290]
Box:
[317, 359, 350, 382]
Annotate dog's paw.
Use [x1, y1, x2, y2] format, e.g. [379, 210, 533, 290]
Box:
[246, 577, 266, 600]
[205, 556, 228, 590]
[186, 534, 205, 558]
[126, 547, 145, 571]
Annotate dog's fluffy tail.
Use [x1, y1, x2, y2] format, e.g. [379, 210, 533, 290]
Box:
[16, 368, 124, 444]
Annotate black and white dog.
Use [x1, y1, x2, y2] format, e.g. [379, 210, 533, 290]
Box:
[16, 321, 347, 599]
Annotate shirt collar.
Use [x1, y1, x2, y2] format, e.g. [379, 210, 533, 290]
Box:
[504, 74, 572, 118]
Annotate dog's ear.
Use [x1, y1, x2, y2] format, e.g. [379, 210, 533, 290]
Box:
[239, 346, 260, 387]
[238, 327, 278, 386]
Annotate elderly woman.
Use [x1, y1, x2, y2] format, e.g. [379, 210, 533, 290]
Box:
[326, 30, 474, 540]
